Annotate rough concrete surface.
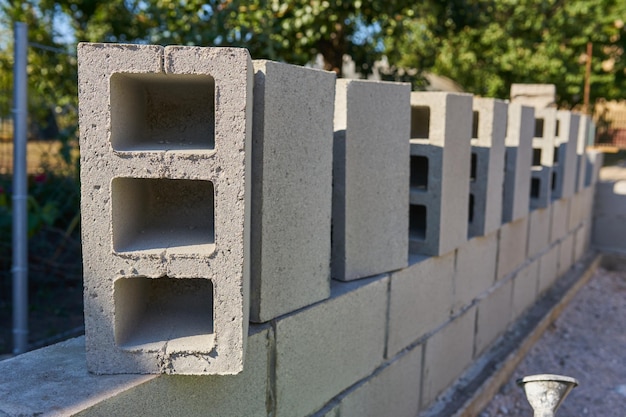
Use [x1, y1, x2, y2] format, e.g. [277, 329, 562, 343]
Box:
[479, 263, 626, 417]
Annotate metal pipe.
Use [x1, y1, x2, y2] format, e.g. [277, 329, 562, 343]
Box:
[12, 22, 28, 355]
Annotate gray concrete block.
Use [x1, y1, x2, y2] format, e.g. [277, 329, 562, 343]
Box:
[502, 104, 534, 223]
[510, 83, 556, 109]
[469, 98, 507, 237]
[275, 275, 388, 417]
[550, 198, 570, 244]
[332, 79, 410, 281]
[551, 111, 580, 200]
[387, 253, 455, 357]
[538, 244, 559, 295]
[337, 345, 422, 417]
[512, 259, 540, 320]
[530, 108, 558, 209]
[475, 279, 513, 356]
[575, 115, 591, 193]
[574, 225, 587, 262]
[496, 217, 529, 280]
[568, 191, 586, 232]
[409, 92, 473, 256]
[558, 233, 575, 276]
[77, 325, 270, 416]
[526, 207, 551, 259]
[421, 307, 476, 409]
[585, 150, 603, 187]
[250, 60, 334, 322]
[78, 43, 252, 374]
[453, 232, 498, 312]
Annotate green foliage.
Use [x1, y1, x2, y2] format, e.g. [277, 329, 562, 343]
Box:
[393, 0, 626, 107]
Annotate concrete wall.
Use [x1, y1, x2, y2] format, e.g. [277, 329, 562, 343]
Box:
[0, 46, 604, 416]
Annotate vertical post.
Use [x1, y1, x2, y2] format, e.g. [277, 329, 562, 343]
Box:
[583, 42, 592, 115]
[12, 22, 28, 355]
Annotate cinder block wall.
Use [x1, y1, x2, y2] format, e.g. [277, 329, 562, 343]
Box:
[0, 45, 602, 417]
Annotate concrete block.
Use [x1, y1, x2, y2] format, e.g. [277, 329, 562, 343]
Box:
[421, 307, 476, 408]
[332, 79, 410, 281]
[409, 92, 473, 256]
[337, 345, 422, 417]
[585, 150, 603, 187]
[475, 279, 513, 356]
[77, 325, 270, 416]
[529, 108, 557, 209]
[575, 115, 591, 193]
[469, 98, 507, 237]
[510, 83, 556, 109]
[551, 111, 579, 199]
[574, 225, 587, 262]
[502, 103, 534, 223]
[78, 43, 252, 374]
[275, 275, 388, 417]
[250, 60, 334, 322]
[453, 232, 498, 312]
[512, 259, 540, 320]
[496, 216, 528, 280]
[550, 198, 570, 243]
[387, 253, 455, 357]
[538, 244, 559, 295]
[526, 207, 551, 259]
[558, 233, 575, 276]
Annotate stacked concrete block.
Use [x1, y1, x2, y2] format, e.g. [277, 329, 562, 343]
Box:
[575, 115, 591, 193]
[502, 103, 534, 223]
[387, 253, 455, 357]
[250, 60, 335, 322]
[510, 83, 557, 109]
[78, 43, 252, 374]
[332, 79, 410, 281]
[333, 346, 422, 417]
[409, 92, 473, 256]
[551, 111, 580, 200]
[469, 98, 507, 237]
[511, 259, 540, 320]
[475, 279, 513, 356]
[453, 232, 498, 312]
[529, 108, 558, 209]
[421, 308, 476, 408]
[527, 207, 552, 259]
[275, 275, 388, 417]
[496, 217, 528, 280]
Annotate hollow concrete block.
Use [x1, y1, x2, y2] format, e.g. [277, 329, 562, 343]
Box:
[529, 108, 557, 210]
[527, 207, 551, 259]
[475, 278, 513, 356]
[496, 216, 529, 280]
[409, 92, 473, 256]
[502, 104, 534, 223]
[510, 83, 556, 109]
[421, 307, 476, 409]
[332, 79, 410, 281]
[250, 60, 334, 322]
[387, 252, 455, 358]
[453, 232, 498, 312]
[469, 98, 507, 237]
[78, 43, 252, 374]
[275, 275, 388, 417]
[551, 111, 580, 200]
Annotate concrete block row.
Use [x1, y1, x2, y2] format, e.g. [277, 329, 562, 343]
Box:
[78, 43, 253, 375]
[408, 92, 472, 256]
[469, 98, 507, 237]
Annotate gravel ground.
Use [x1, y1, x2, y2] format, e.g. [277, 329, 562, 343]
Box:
[479, 262, 626, 417]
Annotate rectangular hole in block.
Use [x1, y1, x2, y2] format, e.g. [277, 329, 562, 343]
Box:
[472, 110, 479, 139]
[469, 193, 475, 223]
[411, 106, 430, 139]
[470, 152, 478, 181]
[409, 204, 427, 241]
[410, 155, 428, 190]
[552, 171, 557, 191]
[534, 118, 544, 138]
[553, 147, 559, 164]
[112, 178, 215, 254]
[555, 120, 560, 136]
[531, 178, 541, 198]
[532, 148, 542, 167]
[115, 276, 214, 351]
[110, 73, 215, 152]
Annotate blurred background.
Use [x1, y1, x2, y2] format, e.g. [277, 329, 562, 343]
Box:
[2, 0, 626, 355]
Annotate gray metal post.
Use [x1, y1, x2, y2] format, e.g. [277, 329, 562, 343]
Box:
[12, 22, 28, 355]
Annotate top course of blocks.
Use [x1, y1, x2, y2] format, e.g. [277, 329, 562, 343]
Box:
[78, 43, 252, 375]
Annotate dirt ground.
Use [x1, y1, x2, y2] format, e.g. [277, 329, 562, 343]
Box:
[479, 262, 626, 417]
